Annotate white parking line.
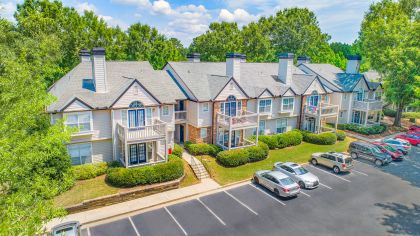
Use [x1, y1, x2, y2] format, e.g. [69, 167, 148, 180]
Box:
[319, 182, 332, 189]
[87, 227, 91, 236]
[352, 169, 368, 176]
[197, 199, 226, 226]
[307, 165, 351, 183]
[128, 217, 141, 236]
[224, 190, 259, 215]
[248, 184, 286, 206]
[300, 191, 311, 197]
[164, 207, 188, 236]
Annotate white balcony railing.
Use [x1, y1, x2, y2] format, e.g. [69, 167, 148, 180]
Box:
[117, 119, 167, 143]
[218, 138, 256, 150]
[174, 110, 187, 121]
[353, 99, 383, 111]
[217, 111, 258, 129]
[304, 103, 339, 117]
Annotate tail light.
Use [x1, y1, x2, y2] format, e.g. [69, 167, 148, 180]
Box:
[342, 163, 346, 168]
[281, 187, 289, 193]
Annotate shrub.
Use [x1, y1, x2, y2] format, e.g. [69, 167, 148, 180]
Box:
[256, 135, 277, 149]
[409, 117, 416, 123]
[383, 108, 396, 117]
[338, 123, 386, 135]
[72, 162, 108, 180]
[216, 142, 269, 167]
[335, 130, 346, 141]
[301, 131, 337, 145]
[185, 143, 222, 156]
[106, 155, 183, 187]
[275, 130, 303, 148]
[108, 160, 123, 168]
[173, 144, 183, 157]
[402, 112, 420, 119]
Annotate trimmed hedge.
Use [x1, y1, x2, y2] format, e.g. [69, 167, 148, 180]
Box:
[185, 142, 222, 156]
[216, 143, 269, 167]
[402, 112, 420, 119]
[249, 130, 303, 150]
[173, 144, 183, 158]
[72, 162, 109, 180]
[383, 108, 396, 117]
[301, 131, 337, 145]
[338, 123, 386, 135]
[335, 130, 346, 141]
[106, 155, 183, 187]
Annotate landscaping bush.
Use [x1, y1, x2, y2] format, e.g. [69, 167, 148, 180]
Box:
[72, 162, 108, 180]
[338, 124, 386, 135]
[383, 108, 396, 117]
[106, 155, 184, 187]
[185, 143, 222, 156]
[402, 112, 420, 119]
[409, 117, 416, 123]
[255, 135, 277, 149]
[335, 130, 346, 141]
[108, 160, 123, 168]
[216, 142, 269, 167]
[276, 130, 303, 148]
[301, 131, 337, 145]
[173, 144, 183, 157]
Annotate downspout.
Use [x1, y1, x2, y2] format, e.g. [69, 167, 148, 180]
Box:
[211, 101, 215, 144]
[298, 95, 304, 129]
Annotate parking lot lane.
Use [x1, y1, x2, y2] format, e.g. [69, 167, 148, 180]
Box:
[130, 208, 185, 236]
[89, 218, 137, 236]
[80, 228, 89, 236]
[305, 164, 351, 183]
[166, 199, 230, 236]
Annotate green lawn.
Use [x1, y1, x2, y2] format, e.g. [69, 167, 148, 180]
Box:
[54, 159, 199, 208]
[196, 138, 355, 186]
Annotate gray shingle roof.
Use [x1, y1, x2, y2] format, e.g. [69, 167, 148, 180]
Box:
[47, 61, 186, 112]
[167, 62, 315, 101]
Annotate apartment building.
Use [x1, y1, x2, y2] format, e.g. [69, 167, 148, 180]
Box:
[165, 53, 383, 150]
[47, 48, 186, 167]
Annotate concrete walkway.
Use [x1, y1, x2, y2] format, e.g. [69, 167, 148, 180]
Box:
[46, 178, 220, 231]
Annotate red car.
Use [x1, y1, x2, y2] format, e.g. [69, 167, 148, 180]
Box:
[395, 134, 420, 146]
[409, 125, 420, 132]
[407, 130, 420, 136]
[372, 142, 404, 161]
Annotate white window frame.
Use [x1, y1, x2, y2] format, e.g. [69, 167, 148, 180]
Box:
[375, 91, 382, 101]
[276, 118, 287, 133]
[258, 99, 272, 113]
[64, 111, 93, 133]
[162, 105, 169, 116]
[200, 128, 208, 139]
[202, 102, 209, 112]
[282, 97, 294, 111]
[68, 142, 92, 165]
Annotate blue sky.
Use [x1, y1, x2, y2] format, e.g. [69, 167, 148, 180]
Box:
[1, 0, 375, 46]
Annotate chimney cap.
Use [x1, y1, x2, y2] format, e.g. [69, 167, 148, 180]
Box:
[241, 54, 246, 59]
[346, 55, 361, 60]
[278, 53, 294, 59]
[297, 55, 310, 60]
[92, 47, 106, 55]
[187, 53, 201, 58]
[79, 48, 90, 56]
[226, 52, 243, 58]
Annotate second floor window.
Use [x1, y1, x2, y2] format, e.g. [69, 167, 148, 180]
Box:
[200, 128, 207, 138]
[282, 97, 294, 111]
[259, 99, 272, 113]
[66, 112, 91, 132]
[375, 91, 382, 100]
[162, 105, 169, 116]
[202, 103, 209, 112]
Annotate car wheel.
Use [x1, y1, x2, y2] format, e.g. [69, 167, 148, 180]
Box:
[254, 176, 259, 184]
[311, 158, 318, 165]
[274, 188, 280, 196]
[298, 181, 305, 189]
[375, 159, 383, 166]
[351, 152, 358, 159]
[333, 166, 340, 174]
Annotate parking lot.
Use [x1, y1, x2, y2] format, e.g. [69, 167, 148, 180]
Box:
[82, 147, 420, 236]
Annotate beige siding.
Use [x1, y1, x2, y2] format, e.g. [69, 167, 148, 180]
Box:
[186, 101, 199, 127]
[161, 105, 175, 131]
[92, 110, 112, 139]
[198, 102, 212, 127]
[63, 100, 90, 112]
[304, 80, 326, 95]
[92, 139, 113, 163]
[283, 89, 295, 97]
[113, 81, 160, 108]
[215, 80, 247, 101]
[259, 90, 273, 98]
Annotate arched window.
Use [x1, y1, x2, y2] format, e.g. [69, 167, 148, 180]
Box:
[311, 90, 318, 95]
[227, 95, 236, 102]
[308, 91, 319, 107]
[129, 101, 144, 108]
[221, 95, 241, 117]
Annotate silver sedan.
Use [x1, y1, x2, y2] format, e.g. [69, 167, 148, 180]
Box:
[273, 162, 319, 189]
[253, 170, 300, 198]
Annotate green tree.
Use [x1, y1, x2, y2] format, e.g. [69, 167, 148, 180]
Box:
[360, 0, 420, 126]
[241, 21, 275, 62]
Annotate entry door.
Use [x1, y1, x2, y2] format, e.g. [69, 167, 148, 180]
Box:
[307, 118, 316, 132]
[353, 111, 361, 124]
[128, 109, 145, 128]
[129, 143, 147, 165]
[179, 125, 185, 143]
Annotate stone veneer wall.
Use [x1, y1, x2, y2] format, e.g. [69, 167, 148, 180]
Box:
[187, 124, 212, 144]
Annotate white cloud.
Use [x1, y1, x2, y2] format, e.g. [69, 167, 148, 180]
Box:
[0, 1, 18, 21]
[218, 8, 257, 25]
[151, 0, 173, 15]
[75, 2, 97, 14]
[111, 0, 151, 8]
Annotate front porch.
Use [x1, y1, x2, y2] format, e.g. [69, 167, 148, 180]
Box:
[351, 110, 382, 127]
[216, 128, 257, 150]
[303, 103, 339, 133]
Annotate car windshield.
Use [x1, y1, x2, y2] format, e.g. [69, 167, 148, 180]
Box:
[293, 167, 308, 175]
[279, 177, 295, 186]
[383, 145, 397, 152]
[372, 147, 383, 154]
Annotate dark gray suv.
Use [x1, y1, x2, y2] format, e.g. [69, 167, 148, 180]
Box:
[348, 141, 392, 166]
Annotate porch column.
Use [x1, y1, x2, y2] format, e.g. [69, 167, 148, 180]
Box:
[364, 111, 369, 126]
[228, 117, 232, 150]
[255, 114, 259, 145]
[335, 115, 339, 132]
[124, 127, 129, 168]
[164, 140, 168, 162]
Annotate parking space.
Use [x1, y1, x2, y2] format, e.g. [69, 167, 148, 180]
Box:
[86, 148, 420, 236]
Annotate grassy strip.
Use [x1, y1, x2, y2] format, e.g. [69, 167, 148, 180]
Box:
[196, 138, 354, 185]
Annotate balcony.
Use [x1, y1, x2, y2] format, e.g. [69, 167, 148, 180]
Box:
[116, 119, 167, 143]
[353, 99, 383, 111]
[174, 110, 187, 123]
[304, 103, 339, 117]
[218, 138, 256, 150]
[217, 111, 258, 130]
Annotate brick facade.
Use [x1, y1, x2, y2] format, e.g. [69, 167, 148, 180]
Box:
[187, 124, 212, 144]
